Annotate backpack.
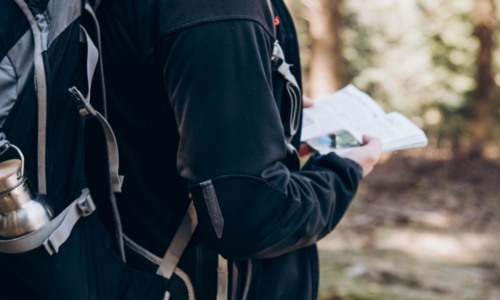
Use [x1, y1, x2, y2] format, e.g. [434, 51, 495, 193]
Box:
[0, 0, 300, 299]
[0, 0, 198, 298]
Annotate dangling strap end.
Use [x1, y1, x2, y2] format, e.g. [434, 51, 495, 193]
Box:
[43, 237, 57, 256]
[111, 175, 124, 193]
[69, 87, 96, 119]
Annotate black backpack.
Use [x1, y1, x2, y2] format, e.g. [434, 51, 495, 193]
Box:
[0, 1, 300, 299]
[0, 0, 195, 298]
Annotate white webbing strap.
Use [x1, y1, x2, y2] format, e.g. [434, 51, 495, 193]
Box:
[272, 40, 301, 144]
[12, 0, 48, 195]
[217, 255, 229, 300]
[71, 26, 124, 193]
[84, 0, 108, 118]
[95, 112, 124, 193]
[79, 26, 98, 101]
[123, 234, 196, 300]
[157, 201, 198, 279]
[272, 41, 300, 91]
[0, 189, 95, 255]
[130, 202, 225, 299]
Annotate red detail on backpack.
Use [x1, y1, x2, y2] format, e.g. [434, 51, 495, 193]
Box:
[275, 16, 280, 26]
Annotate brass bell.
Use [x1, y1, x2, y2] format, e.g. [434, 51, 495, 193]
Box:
[0, 137, 52, 238]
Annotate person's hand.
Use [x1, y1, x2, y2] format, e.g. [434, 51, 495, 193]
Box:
[303, 95, 314, 108]
[342, 135, 382, 177]
[299, 95, 315, 157]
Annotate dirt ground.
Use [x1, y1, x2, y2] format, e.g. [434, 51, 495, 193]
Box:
[317, 149, 500, 300]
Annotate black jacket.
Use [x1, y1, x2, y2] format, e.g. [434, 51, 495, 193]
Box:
[0, 0, 361, 299]
[97, 0, 362, 299]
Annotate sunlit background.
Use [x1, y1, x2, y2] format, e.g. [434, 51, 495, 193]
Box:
[286, 0, 500, 299]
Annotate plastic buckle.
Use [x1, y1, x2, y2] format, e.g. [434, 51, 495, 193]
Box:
[77, 194, 96, 217]
[68, 87, 97, 119]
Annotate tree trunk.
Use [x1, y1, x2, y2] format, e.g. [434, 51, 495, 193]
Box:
[308, 0, 346, 99]
[284, 0, 295, 16]
[471, 0, 496, 156]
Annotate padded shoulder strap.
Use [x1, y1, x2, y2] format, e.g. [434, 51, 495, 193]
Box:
[11, 0, 48, 194]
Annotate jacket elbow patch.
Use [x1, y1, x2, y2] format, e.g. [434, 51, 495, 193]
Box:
[190, 175, 289, 258]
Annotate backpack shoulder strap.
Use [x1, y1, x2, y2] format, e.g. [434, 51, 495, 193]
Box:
[11, 0, 48, 195]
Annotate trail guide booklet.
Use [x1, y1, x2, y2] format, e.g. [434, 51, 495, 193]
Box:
[301, 85, 428, 155]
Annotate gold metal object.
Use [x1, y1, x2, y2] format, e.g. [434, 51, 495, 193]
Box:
[0, 142, 52, 238]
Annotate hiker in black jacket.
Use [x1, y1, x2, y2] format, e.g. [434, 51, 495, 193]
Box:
[96, 0, 381, 299]
[0, 0, 381, 299]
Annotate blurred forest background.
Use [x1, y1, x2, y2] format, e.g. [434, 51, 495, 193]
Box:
[286, 0, 500, 299]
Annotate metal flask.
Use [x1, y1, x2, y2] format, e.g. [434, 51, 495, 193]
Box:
[0, 140, 52, 238]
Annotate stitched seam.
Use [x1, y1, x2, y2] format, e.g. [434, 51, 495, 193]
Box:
[209, 175, 287, 199]
[5, 55, 19, 81]
[157, 15, 275, 40]
[148, 17, 276, 67]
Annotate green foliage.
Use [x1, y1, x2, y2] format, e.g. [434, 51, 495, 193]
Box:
[342, 0, 482, 142]
[288, 0, 500, 148]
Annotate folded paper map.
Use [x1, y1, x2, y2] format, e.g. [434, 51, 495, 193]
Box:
[301, 84, 428, 155]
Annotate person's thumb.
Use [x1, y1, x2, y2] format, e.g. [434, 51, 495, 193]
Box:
[303, 95, 314, 108]
[363, 135, 382, 148]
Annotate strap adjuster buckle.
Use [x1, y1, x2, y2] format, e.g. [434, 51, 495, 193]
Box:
[69, 87, 97, 119]
[77, 195, 96, 217]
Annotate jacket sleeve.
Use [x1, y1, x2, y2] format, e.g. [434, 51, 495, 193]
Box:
[158, 20, 362, 260]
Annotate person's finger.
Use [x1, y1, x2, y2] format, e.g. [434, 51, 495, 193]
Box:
[363, 135, 382, 148]
[363, 165, 374, 177]
[363, 135, 376, 144]
[303, 95, 314, 108]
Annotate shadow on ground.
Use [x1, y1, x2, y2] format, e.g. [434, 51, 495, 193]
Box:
[318, 149, 500, 300]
